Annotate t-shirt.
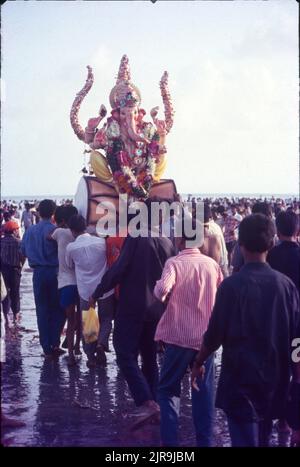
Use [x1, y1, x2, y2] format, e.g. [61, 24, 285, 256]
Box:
[106, 236, 125, 267]
[106, 235, 126, 298]
[65, 233, 113, 301]
[51, 228, 76, 289]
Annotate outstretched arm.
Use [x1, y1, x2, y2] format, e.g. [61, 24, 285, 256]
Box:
[85, 105, 107, 145]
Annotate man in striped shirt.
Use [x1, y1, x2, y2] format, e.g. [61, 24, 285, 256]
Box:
[154, 218, 223, 447]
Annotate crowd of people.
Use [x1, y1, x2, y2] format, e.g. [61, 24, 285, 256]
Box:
[0, 195, 299, 447]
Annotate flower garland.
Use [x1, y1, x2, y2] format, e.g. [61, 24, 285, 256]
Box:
[106, 126, 162, 199]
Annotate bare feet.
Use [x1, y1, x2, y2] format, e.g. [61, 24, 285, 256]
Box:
[61, 337, 68, 349]
[86, 359, 97, 369]
[130, 400, 160, 430]
[13, 313, 21, 324]
[67, 355, 76, 367]
[52, 347, 66, 357]
[43, 353, 54, 360]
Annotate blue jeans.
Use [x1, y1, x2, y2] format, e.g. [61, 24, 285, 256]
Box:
[158, 344, 215, 447]
[227, 417, 273, 447]
[32, 267, 65, 354]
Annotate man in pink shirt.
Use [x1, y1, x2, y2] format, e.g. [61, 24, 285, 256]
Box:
[154, 218, 223, 446]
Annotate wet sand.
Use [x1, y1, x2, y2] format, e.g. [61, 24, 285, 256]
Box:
[1, 266, 282, 447]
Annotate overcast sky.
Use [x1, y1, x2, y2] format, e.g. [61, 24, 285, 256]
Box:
[1, 0, 298, 196]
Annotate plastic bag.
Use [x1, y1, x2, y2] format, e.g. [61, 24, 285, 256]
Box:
[82, 307, 100, 344]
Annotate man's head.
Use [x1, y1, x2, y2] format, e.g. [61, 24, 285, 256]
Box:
[54, 205, 78, 228]
[231, 204, 237, 215]
[63, 205, 78, 224]
[25, 203, 30, 211]
[217, 205, 225, 216]
[38, 199, 56, 220]
[54, 206, 65, 227]
[68, 214, 86, 238]
[275, 211, 299, 240]
[239, 214, 275, 261]
[252, 202, 272, 218]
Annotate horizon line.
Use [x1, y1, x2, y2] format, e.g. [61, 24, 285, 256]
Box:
[1, 192, 299, 199]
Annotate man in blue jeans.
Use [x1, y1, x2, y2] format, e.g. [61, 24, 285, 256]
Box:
[154, 217, 223, 446]
[21, 199, 65, 358]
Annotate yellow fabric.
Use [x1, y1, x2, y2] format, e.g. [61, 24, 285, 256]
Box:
[82, 307, 100, 344]
[90, 149, 166, 184]
[90, 151, 113, 183]
[154, 155, 167, 182]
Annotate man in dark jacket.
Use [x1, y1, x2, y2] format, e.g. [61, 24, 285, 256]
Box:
[267, 209, 300, 440]
[90, 205, 175, 427]
[192, 214, 300, 447]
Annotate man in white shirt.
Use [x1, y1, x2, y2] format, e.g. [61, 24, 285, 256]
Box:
[65, 215, 114, 368]
[231, 204, 243, 222]
[21, 203, 34, 231]
[50, 205, 81, 366]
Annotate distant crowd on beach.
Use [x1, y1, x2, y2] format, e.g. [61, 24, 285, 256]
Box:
[0, 194, 299, 447]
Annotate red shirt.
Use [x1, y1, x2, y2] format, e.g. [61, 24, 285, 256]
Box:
[106, 235, 126, 298]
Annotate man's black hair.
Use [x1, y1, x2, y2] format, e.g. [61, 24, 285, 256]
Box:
[203, 203, 212, 223]
[239, 213, 275, 253]
[38, 199, 56, 219]
[252, 202, 272, 218]
[54, 206, 65, 225]
[63, 205, 78, 223]
[276, 210, 299, 237]
[68, 214, 86, 233]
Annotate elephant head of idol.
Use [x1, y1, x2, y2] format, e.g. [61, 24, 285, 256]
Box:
[109, 57, 149, 145]
[70, 55, 174, 199]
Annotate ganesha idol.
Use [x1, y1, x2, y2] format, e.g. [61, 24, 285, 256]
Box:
[70, 55, 177, 226]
